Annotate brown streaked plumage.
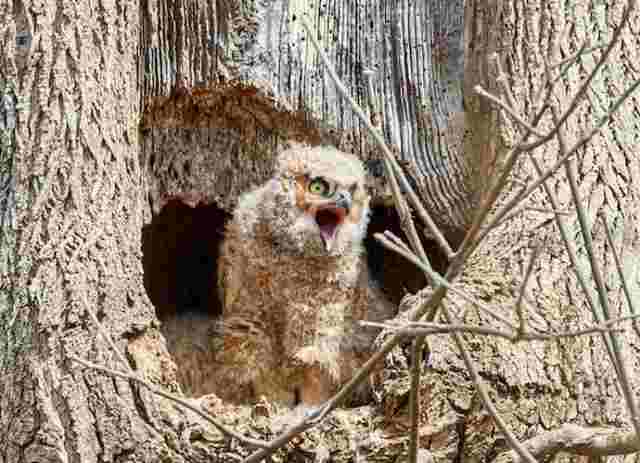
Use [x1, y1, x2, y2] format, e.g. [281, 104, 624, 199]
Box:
[165, 145, 394, 405]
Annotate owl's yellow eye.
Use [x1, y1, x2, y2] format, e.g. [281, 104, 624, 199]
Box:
[308, 177, 331, 197]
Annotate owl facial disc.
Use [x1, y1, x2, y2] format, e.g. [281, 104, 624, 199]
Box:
[315, 206, 347, 252]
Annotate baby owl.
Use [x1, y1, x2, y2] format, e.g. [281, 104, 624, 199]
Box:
[164, 145, 393, 406]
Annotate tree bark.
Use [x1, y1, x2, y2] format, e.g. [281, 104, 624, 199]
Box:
[391, 0, 640, 460]
[0, 1, 194, 461]
[2, 0, 640, 462]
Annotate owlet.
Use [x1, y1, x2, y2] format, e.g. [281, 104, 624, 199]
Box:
[165, 144, 394, 406]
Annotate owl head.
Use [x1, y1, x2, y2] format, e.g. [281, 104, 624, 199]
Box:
[249, 145, 370, 257]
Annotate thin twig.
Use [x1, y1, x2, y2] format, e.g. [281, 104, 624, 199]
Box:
[69, 356, 269, 449]
[600, 213, 640, 341]
[519, 153, 622, 380]
[494, 423, 640, 462]
[408, 336, 423, 462]
[362, 313, 640, 342]
[300, 16, 454, 260]
[480, 71, 640, 246]
[375, 232, 517, 330]
[525, 207, 571, 216]
[549, 41, 606, 70]
[457, 50, 555, 267]
[457, 116, 544, 269]
[383, 230, 413, 253]
[441, 304, 538, 463]
[547, 61, 640, 437]
[474, 6, 637, 253]
[474, 84, 546, 138]
[517, 0, 635, 152]
[80, 294, 132, 371]
[515, 246, 540, 336]
[544, 37, 593, 92]
[76, 297, 269, 451]
[489, 205, 572, 232]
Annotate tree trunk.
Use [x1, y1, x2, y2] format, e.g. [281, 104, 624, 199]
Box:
[2, 0, 640, 462]
[397, 0, 640, 460]
[0, 1, 196, 461]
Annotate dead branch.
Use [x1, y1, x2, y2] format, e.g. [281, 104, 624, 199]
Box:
[375, 232, 517, 329]
[71, 299, 270, 450]
[600, 213, 640, 342]
[515, 246, 540, 336]
[544, 52, 640, 435]
[361, 313, 640, 342]
[69, 356, 269, 450]
[518, 0, 635, 152]
[441, 304, 538, 463]
[299, 17, 454, 262]
[493, 424, 640, 463]
[473, 84, 546, 138]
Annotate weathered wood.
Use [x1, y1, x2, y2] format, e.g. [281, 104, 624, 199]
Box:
[0, 1, 190, 461]
[141, 0, 469, 238]
[3, 0, 640, 461]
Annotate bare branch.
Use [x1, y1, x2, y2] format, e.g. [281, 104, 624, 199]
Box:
[524, 207, 571, 216]
[513, 152, 624, 389]
[80, 294, 132, 372]
[441, 304, 538, 463]
[300, 16, 454, 260]
[75, 298, 270, 452]
[375, 232, 518, 330]
[362, 313, 638, 342]
[517, 0, 635, 152]
[600, 213, 640, 341]
[482, 69, 640, 245]
[474, 84, 546, 138]
[549, 40, 606, 70]
[475, 2, 638, 254]
[408, 336, 423, 462]
[458, 104, 548, 267]
[69, 356, 269, 450]
[493, 423, 640, 463]
[488, 205, 572, 233]
[515, 246, 540, 335]
[546, 65, 640, 436]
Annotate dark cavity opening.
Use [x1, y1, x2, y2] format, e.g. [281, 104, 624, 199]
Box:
[365, 203, 450, 307]
[142, 200, 230, 322]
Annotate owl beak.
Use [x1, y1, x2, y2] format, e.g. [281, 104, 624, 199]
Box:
[334, 191, 352, 214]
[315, 206, 348, 252]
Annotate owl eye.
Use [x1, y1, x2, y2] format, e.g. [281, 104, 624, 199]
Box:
[308, 177, 331, 197]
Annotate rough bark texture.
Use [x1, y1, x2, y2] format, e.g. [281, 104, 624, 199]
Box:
[390, 0, 640, 460]
[141, 0, 469, 235]
[0, 1, 198, 462]
[2, 0, 640, 462]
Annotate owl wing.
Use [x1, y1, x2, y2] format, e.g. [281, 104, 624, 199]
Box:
[353, 257, 397, 352]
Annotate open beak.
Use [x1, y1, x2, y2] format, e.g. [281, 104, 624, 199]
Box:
[313, 191, 352, 252]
